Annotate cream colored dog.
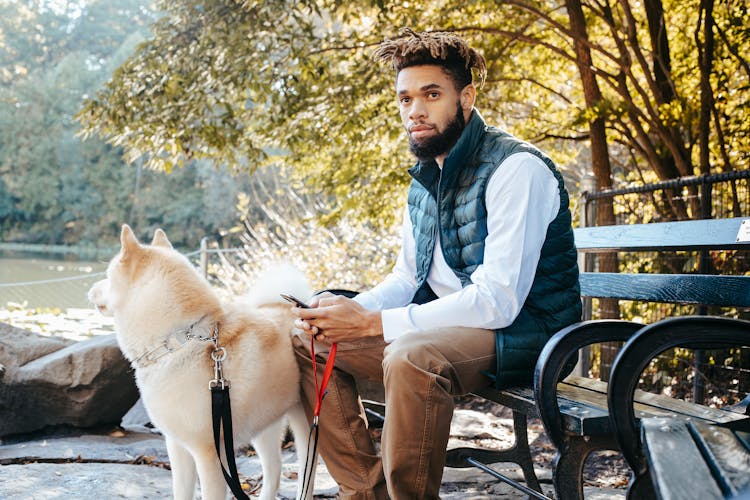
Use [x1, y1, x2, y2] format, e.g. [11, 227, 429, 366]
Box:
[88, 225, 314, 500]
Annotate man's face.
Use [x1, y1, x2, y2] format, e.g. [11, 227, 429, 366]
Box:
[396, 65, 472, 161]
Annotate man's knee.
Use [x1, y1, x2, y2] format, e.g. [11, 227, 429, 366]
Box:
[382, 337, 447, 380]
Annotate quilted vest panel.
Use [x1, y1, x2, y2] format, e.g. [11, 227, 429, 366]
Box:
[407, 111, 581, 388]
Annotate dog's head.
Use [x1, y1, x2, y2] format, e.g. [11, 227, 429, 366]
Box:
[88, 225, 216, 323]
[88, 224, 172, 317]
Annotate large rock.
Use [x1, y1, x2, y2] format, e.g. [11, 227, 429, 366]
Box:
[0, 323, 138, 437]
[0, 322, 73, 370]
[121, 398, 157, 434]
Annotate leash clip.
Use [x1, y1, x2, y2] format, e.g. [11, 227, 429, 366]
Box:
[209, 346, 230, 389]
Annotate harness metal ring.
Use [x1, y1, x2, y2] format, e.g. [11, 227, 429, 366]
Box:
[211, 346, 227, 362]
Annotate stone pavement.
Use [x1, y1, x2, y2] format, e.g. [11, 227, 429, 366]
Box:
[0, 409, 626, 499]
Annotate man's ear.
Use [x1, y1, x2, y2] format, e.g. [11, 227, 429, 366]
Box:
[120, 224, 140, 260]
[151, 228, 173, 249]
[461, 84, 476, 111]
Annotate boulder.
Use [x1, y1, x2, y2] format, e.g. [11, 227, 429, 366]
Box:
[0, 322, 73, 370]
[0, 323, 138, 437]
[121, 398, 157, 434]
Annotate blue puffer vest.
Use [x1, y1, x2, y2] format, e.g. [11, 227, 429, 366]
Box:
[407, 111, 581, 388]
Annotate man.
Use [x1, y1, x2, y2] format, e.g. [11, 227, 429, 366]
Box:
[292, 29, 581, 499]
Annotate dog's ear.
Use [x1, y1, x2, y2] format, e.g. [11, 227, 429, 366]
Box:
[151, 229, 173, 249]
[120, 224, 140, 260]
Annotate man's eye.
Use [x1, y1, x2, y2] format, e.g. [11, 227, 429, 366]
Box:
[399, 97, 411, 104]
[429, 92, 440, 98]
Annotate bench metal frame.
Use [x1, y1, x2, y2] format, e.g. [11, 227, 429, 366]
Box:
[608, 316, 750, 498]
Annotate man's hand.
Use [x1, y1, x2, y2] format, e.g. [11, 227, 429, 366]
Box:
[291, 292, 383, 343]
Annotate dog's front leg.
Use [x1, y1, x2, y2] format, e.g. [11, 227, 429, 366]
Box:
[165, 436, 197, 500]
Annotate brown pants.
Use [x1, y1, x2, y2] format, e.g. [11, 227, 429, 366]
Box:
[293, 327, 497, 500]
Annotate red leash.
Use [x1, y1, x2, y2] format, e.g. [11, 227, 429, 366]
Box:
[300, 337, 337, 498]
[311, 338, 338, 420]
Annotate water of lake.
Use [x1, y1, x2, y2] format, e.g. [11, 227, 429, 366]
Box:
[0, 257, 108, 309]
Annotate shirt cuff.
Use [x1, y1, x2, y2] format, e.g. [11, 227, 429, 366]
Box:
[381, 307, 416, 343]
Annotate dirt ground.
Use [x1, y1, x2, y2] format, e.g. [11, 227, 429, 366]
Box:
[454, 395, 631, 490]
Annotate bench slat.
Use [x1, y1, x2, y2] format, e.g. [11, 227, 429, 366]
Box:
[473, 387, 538, 417]
[571, 376, 750, 425]
[642, 418, 725, 500]
[574, 217, 750, 251]
[579, 273, 750, 306]
[738, 430, 750, 451]
[476, 383, 612, 436]
[553, 380, 723, 434]
[633, 390, 749, 425]
[691, 422, 750, 495]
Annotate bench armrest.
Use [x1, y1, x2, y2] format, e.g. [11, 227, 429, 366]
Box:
[607, 316, 750, 477]
[533, 320, 643, 449]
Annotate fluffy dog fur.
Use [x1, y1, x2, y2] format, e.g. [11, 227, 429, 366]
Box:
[88, 225, 314, 500]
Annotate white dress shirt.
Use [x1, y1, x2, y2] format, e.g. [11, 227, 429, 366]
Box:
[354, 151, 561, 342]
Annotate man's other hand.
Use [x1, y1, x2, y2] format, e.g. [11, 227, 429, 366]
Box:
[291, 292, 383, 343]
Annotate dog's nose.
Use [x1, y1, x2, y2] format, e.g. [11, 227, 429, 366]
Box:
[87, 280, 108, 313]
[87, 282, 100, 303]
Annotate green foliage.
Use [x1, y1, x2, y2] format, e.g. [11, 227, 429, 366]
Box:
[77, 0, 750, 230]
[0, 0, 251, 248]
[77, 0, 588, 228]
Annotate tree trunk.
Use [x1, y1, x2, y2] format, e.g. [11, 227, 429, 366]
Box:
[643, 0, 697, 217]
[566, 0, 620, 380]
[696, 0, 715, 178]
[645, 0, 675, 105]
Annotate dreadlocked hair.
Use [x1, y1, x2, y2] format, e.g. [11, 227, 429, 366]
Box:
[374, 28, 487, 90]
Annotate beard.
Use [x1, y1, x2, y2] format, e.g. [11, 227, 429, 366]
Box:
[408, 102, 466, 162]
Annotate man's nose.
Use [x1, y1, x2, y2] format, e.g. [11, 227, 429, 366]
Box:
[409, 98, 427, 121]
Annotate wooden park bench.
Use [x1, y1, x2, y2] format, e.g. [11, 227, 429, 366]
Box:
[445, 217, 750, 500]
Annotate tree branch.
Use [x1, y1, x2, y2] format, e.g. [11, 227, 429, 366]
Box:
[449, 26, 576, 63]
[307, 40, 382, 56]
[537, 131, 591, 141]
[715, 23, 750, 78]
[695, 0, 715, 176]
[505, 0, 627, 67]
[489, 76, 576, 104]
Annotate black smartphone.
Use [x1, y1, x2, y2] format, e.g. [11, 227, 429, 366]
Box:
[280, 293, 310, 308]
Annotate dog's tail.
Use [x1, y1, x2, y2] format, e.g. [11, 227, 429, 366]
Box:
[245, 263, 313, 308]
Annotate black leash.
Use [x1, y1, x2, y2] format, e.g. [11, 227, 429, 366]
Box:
[300, 415, 320, 499]
[207, 326, 338, 500]
[209, 344, 250, 500]
[211, 385, 250, 499]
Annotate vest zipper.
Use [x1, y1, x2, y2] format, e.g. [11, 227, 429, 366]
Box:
[431, 168, 444, 279]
